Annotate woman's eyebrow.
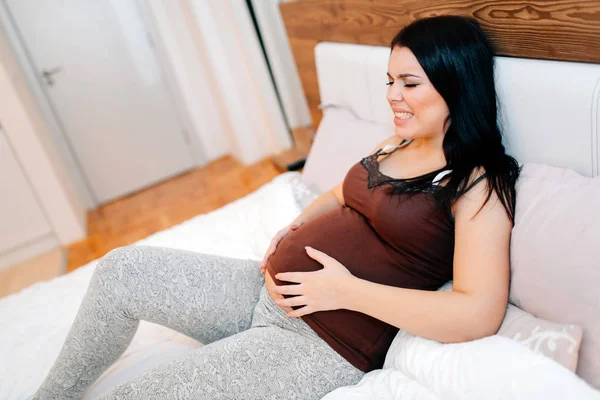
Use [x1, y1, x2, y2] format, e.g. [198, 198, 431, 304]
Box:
[387, 72, 421, 79]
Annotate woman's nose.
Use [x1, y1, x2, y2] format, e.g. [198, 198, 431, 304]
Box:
[387, 83, 404, 103]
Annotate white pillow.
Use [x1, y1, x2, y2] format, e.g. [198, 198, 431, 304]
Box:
[323, 333, 600, 400]
[321, 368, 437, 400]
[385, 331, 599, 400]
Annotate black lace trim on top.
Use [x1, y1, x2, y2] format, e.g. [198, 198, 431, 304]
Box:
[360, 148, 450, 194]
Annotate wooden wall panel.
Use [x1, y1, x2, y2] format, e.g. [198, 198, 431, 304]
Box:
[280, 0, 600, 129]
[288, 38, 322, 127]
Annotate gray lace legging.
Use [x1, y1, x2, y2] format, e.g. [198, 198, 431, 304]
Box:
[33, 245, 364, 399]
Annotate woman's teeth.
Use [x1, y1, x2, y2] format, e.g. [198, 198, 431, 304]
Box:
[394, 112, 413, 119]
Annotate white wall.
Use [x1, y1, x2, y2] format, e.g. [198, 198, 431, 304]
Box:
[144, 0, 294, 165]
[251, 0, 312, 129]
[187, 0, 293, 164]
[0, 32, 86, 246]
[142, 0, 231, 163]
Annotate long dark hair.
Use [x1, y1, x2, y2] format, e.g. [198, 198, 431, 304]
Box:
[389, 15, 521, 223]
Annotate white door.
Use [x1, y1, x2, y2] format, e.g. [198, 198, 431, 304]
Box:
[5, 0, 196, 204]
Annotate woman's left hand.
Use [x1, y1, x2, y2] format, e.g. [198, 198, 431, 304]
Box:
[272, 246, 355, 318]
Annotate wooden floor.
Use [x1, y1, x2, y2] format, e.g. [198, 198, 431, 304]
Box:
[65, 155, 283, 273]
[0, 247, 65, 298]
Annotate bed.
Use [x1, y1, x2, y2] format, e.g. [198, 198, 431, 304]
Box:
[3, 1, 600, 399]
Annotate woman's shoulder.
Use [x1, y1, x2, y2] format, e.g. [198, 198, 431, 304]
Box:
[460, 167, 488, 194]
[452, 167, 505, 222]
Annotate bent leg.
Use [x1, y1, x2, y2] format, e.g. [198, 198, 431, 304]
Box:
[34, 245, 264, 400]
[101, 286, 365, 399]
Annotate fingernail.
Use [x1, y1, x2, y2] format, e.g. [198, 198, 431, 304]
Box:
[305, 246, 312, 250]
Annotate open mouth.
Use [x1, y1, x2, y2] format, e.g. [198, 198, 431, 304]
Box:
[394, 112, 414, 119]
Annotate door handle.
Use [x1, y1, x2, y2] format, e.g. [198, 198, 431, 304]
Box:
[41, 66, 62, 86]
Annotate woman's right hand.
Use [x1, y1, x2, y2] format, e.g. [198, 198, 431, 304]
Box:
[260, 220, 304, 275]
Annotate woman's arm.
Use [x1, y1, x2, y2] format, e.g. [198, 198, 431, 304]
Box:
[343, 170, 511, 342]
[293, 185, 344, 225]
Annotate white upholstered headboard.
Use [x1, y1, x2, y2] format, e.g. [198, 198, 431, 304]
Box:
[312, 42, 600, 178]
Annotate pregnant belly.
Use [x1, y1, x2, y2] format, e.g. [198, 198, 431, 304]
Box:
[267, 207, 386, 282]
[264, 208, 401, 357]
[262, 208, 368, 315]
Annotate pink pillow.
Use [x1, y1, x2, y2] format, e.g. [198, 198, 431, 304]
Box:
[510, 163, 600, 388]
[301, 106, 389, 194]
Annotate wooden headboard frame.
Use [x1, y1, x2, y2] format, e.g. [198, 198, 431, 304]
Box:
[279, 0, 600, 129]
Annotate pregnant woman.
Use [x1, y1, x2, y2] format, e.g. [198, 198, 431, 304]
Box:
[34, 15, 520, 400]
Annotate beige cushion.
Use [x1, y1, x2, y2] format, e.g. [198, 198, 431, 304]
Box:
[510, 163, 600, 388]
[498, 303, 582, 372]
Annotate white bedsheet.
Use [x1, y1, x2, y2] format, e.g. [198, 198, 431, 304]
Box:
[0, 172, 303, 400]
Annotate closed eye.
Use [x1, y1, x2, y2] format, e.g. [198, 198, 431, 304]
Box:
[386, 81, 418, 88]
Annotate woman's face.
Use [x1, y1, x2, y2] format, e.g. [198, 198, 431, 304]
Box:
[387, 46, 450, 144]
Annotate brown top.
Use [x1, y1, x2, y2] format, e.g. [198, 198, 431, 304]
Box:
[267, 146, 455, 372]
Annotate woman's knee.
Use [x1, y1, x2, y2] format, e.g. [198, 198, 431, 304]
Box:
[93, 245, 169, 285]
[93, 245, 137, 284]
